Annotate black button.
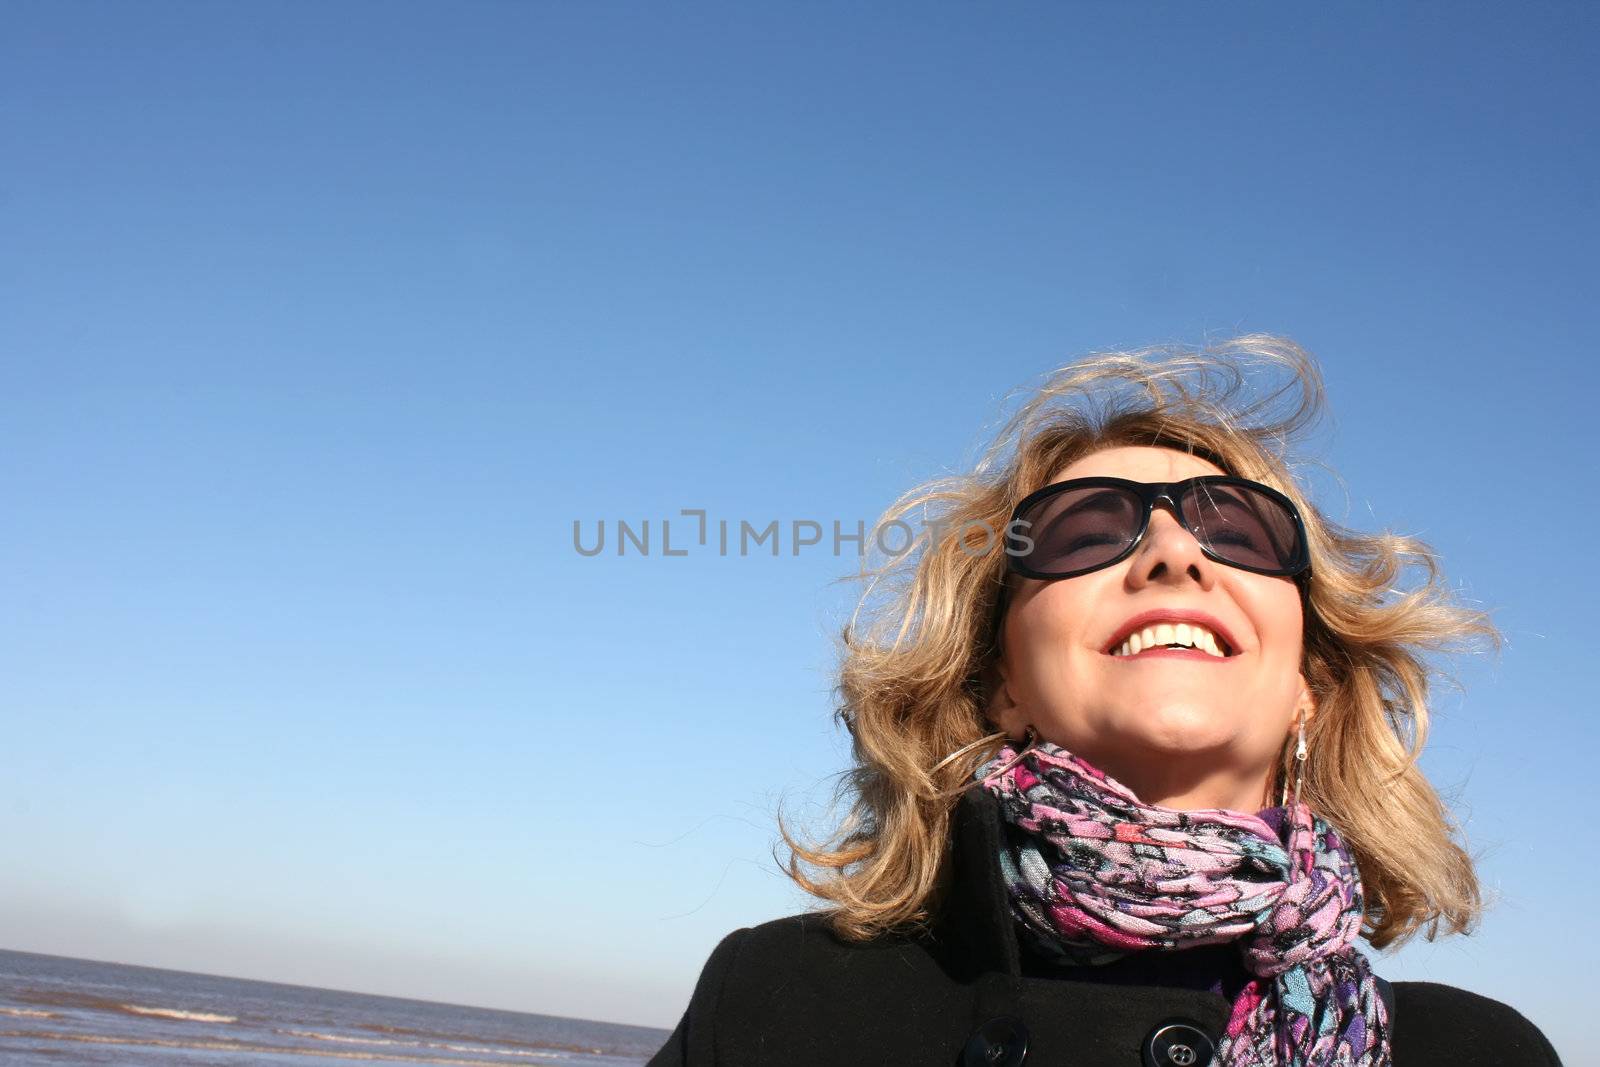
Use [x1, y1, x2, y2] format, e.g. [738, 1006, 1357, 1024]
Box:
[961, 1015, 1029, 1067]
[1142, 1019, 1217, 1067]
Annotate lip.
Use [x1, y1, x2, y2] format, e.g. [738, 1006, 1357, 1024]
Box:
[1102, 609, 1240, 657]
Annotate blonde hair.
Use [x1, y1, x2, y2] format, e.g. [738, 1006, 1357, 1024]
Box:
[776, 334, 1496, 952]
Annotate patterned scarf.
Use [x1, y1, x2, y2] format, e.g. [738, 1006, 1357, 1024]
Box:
[974, 738, 1391, 1067]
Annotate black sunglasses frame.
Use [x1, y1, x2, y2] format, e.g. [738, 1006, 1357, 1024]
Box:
[1004, 475, 1312, 582]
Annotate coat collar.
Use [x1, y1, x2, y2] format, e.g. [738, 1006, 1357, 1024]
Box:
[928, 784, 1025, 979]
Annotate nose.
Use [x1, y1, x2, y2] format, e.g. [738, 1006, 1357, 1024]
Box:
[1126, 503, 1216, 590]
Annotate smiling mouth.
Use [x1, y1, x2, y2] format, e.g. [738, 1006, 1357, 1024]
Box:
[1103, 622, 1236, 659]
[1105, 645, 1235, 663]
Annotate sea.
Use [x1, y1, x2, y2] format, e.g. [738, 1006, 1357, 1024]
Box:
[0, 949, 671, 1066]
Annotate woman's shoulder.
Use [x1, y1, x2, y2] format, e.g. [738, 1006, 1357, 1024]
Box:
[694, 911, 940, 978]
[1390, 980, 1563, 1066]
[675, 912, 913, 989]
[649, 914, 935, 1066]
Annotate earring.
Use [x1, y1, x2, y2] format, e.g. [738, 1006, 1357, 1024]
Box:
[985, 724, 1040, 779]
[1278, 710, 1309, 808]
[928, 724, 1039, 801]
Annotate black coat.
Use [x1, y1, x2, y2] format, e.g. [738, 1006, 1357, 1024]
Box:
[650, 786, 1562, 1066]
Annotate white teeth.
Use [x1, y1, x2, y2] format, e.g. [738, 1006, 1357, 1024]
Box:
[1111, 622, 1229, 658]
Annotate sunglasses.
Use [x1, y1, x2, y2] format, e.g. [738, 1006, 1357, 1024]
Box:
[1004, 475, 1312, 581]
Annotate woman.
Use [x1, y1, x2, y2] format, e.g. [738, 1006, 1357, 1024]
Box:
[649, 336, 1562, 1067]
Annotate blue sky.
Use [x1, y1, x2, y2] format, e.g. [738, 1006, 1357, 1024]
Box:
[1, 2, 1594, 1058]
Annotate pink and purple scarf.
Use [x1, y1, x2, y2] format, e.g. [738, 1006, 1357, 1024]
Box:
[975, 739, 1391, 1067]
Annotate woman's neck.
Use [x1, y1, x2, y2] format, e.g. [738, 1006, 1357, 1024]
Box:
[1078, 741, 1276, 813]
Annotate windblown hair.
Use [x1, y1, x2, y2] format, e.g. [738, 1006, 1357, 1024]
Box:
[776, 334, 1496, 952]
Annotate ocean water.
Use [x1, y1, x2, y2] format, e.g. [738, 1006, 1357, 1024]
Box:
[0, 949, 671, 1066]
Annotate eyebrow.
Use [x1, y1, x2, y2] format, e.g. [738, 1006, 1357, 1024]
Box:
[1190, 488, 1259, 515]
[1060, 489, 1132, 516]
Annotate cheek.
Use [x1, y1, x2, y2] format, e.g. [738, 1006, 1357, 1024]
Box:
[1008, 580, 1108, 692]
[1014, 578, 1106, 650]
[1247, 582, 1307, 669]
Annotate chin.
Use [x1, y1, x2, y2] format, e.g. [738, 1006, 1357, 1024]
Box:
[1111, 704, 1239, 755]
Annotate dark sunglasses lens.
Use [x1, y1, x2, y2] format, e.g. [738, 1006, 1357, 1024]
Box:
[1181, 482, 1302, 571]
[1016, 485, 1141, 575]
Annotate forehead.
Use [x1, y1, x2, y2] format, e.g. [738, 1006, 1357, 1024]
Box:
[1050, 445, 1227, 484]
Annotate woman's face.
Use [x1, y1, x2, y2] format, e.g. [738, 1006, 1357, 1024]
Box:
[989, 445, 1313, 812]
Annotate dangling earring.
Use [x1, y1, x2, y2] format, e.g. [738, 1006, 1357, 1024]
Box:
[1278, 710, 1309, 808]
[1281, 709, 1312, 886]
[985, 724, 1040, 780]
[928, 724, 1039, 801]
